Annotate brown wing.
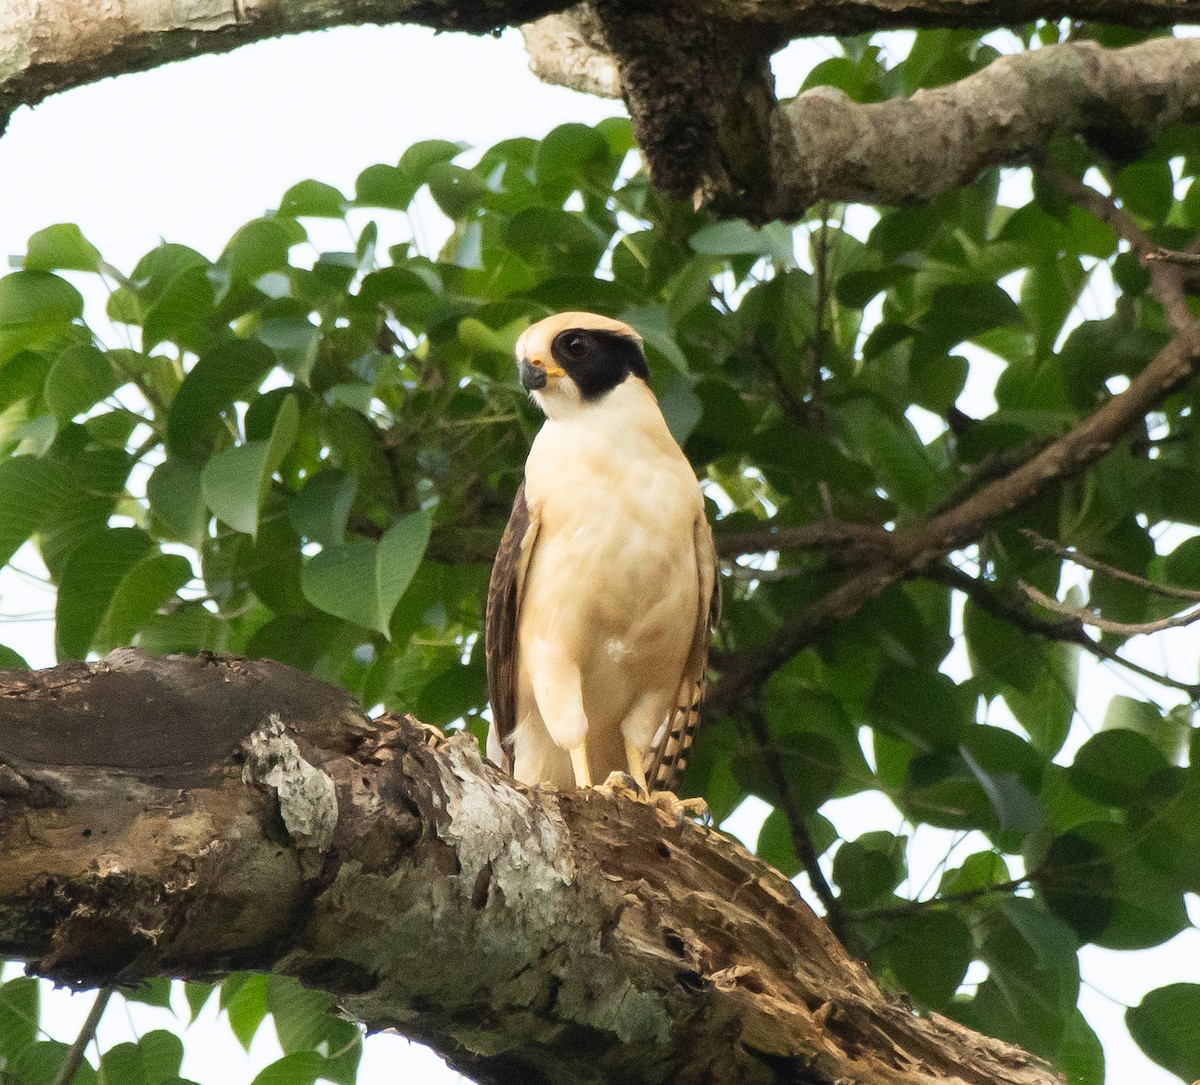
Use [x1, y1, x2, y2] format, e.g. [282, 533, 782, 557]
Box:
[484, 482, 539, 773]
[646, 512, 721, 793]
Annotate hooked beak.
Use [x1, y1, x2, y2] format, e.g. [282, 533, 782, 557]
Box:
[519, 356, 565, 392]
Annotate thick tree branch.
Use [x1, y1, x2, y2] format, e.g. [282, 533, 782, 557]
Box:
[520, 10, 621, 99]
[0, 0, 574, 132]
[5, 1, 1200, 215]
[765, 37, 1200, 218]
[0, 649, 1062, 1085]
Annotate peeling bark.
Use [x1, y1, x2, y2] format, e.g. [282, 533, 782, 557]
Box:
[0, 649, 1062, 1085]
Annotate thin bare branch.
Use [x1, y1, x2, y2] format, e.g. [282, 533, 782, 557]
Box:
[1144, 247, 1200, 268]
[849, 877, 1031, 922]
[1019, 579, 1200, 636]
[930, 563, 1200, 698]
[738, 704, 844, 934]
[1023, 529, 1200, 601]
[714, 520, 893, 559]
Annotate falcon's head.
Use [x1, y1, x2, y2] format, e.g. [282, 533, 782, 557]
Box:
[515, 312, 648, 417]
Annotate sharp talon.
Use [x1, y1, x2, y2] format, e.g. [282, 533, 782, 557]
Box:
[596, 770, 641, 800]
[650, 790, 709, 825]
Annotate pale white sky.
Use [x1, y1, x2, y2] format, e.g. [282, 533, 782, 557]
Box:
[0, 20, 1195, 1085]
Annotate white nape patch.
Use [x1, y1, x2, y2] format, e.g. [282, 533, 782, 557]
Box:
[606, 638, 632, 662]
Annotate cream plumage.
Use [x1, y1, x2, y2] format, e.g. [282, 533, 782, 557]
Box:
[485, 312, 718, 795]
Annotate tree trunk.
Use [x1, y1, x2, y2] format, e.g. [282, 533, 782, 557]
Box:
[0, 649, 1059, 1085]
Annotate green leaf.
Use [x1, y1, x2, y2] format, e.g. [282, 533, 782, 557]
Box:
[756, 808, 803, 877]
[832, 831, 907, 908]
[353, 164, 417, 211]
[0, 270, 84, 325]
[918, 283, 1025, 350]
[0, 644, 29, 668]
[689, 220, 795, 263]
[142, 265, 216, 353]
[1068, 728, 1170, 808]
[1126, 983, 1200, 1082]
[1057, 1010, 1105, 1085]
[147, 458, 207, 546]
[880, 910, 972, 1010]
[961, 743, 1043, 835]
[0, 455, 68, 567]
[399, 139, 467, 181]
[938, 850, 1011, 896]
[288, 470, 358, 549]
[200, 395, 299, 536]
[249, 1052, 327, 1085]
[534, 123, 611, 198]
[125, 977, 174, 1009]
[972, 897, 1080, 1058]
[222, 973, 269, 1050]
[868, 665, 968, 751]
[10, 1040, 98, 1085]
[1113, 159, 1174, 223]
[101, 1030, 185, 1085]
[102, 1040, 148, 1085]
[23, 224, 103, 272]
[266, 977, 361, 1084]
[1001, 639, 1078, 759]
[184, 981, 215, 1022]
[1102, 695, 1188, 764]
[278, 180, 347, 219]
[1035, 822, 1188, 948]
[37, 447, 130, 579]
[167, 340, 276, 456]
[301, 509, 433, 637]
[0, 977, 39, 1060]
[44, 344, 122, 422]
[218, 218, 304, 288]
[427, 163, 487, 220]
[97, 551, 193, 650]
[138, 1030, 185, 1085]
[55, 527, 154, 660]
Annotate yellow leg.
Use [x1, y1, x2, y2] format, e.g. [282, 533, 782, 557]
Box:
[624, 738, 650, 798]
[569, 744, 593, 789]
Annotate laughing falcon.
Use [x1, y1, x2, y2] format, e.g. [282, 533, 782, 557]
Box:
[485, 312, 719, 795]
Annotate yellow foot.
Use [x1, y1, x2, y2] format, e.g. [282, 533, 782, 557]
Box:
[650, 790, 710, 826]
[596, 770, 642, 801]
[594, 774, 709, 824]
[569, 745, 593, 789]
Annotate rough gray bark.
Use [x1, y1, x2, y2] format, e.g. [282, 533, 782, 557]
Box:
[0, 649, 1062, 1085]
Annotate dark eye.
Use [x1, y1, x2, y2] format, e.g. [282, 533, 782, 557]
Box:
[560, 332, 591, 358]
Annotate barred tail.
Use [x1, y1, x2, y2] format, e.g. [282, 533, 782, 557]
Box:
[645, 681, 703, 794]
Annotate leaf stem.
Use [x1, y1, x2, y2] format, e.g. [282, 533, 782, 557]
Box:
[52, 986, 113, 1085]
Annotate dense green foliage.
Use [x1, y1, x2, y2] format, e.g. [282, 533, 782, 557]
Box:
[1, 21, 1199, 1085]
